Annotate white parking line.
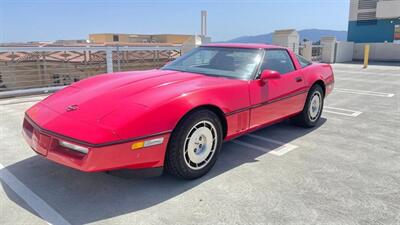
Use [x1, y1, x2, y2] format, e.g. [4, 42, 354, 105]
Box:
[0, 163, 71, 225]
[334, 88, 395, 97]
[334, 69, 400, 77]
[334, 77, 400, 86]
[324, 106, 362, 117]
[232, 134, 298, 156]
[246, 134, 298, 156]
[0, 106, 18, 114]
[0, 96, 46, 106]
[0, 107, 13, 114]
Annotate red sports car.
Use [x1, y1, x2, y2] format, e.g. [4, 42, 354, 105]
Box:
[23, 43, 334, 179]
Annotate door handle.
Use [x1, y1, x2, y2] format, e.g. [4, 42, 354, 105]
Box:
[295, 77, 303, 82]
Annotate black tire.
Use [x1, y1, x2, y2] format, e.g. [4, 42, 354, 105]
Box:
[165, 110, 223, 179]
[292, 85, 324, 128]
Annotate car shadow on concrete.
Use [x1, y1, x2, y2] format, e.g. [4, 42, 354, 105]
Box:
[1, 118, 326, 224]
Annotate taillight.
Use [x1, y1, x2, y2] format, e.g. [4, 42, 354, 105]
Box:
[23, 119, 34, 138]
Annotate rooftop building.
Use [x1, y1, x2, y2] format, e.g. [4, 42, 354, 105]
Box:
[89, 33, 196, 45]
[348, 0, 400, 43]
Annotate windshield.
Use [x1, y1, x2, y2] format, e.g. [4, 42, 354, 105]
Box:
[161, 47, 263, 79]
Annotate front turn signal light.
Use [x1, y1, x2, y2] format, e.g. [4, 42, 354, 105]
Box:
[131, 137, 164, 150]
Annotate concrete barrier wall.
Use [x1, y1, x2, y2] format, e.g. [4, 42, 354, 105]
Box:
[335, 42, 354, 63]
[321, 37, 336, 63]
[353, 43, 400, 62]
[272, 29, 300, 54]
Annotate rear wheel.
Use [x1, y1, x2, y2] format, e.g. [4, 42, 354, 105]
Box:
[165, 110, 223, 179]
[292, 85, 324, 127]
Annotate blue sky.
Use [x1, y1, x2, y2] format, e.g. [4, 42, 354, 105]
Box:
[0, 0, 350, 43]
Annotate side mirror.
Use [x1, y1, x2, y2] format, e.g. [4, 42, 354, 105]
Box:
[259, 69, 281, 83]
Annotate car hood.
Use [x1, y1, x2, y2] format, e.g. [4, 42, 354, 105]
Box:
[38, 69, 214, 126]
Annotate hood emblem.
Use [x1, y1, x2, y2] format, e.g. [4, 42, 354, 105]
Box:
[66, 105, 79, 112]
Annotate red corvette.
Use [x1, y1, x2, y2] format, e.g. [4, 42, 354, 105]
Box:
[23, 43, 334, 179]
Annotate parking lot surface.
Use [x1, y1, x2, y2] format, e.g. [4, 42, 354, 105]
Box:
[1, 63, 399, 225]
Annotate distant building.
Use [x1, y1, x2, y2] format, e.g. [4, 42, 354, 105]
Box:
[53, 39, 88, 45]
[348, 0, 400, 43]
[89, 33, 196, 45]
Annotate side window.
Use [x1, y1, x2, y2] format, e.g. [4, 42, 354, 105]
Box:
[113, 35, 119, 42]
[296, 54, 312, 68]
[260, 50, 295, 75]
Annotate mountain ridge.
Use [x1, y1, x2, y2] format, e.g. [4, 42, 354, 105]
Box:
[226, 29, 347, 43]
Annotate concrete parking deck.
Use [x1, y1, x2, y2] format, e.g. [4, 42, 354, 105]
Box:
[1, 63, 399, 225]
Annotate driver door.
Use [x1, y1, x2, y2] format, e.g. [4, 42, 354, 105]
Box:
[249, 49, 307, 128]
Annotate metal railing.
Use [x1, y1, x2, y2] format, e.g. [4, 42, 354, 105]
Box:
[310, 45, 323, 62]
[0, 46, 182, 94]
[299, 44, 323, 62]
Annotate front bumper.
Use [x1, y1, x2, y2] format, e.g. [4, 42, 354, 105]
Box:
[22, 117, 170, 172]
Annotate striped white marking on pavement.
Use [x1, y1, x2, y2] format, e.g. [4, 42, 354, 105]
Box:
[0, 163, 71, 225]
[246, 134, 298, 156]
[334, 88, 395, 97]
[232, 134, 298, 156]
[0, 107, 15, 113]
[0, 96, 46, 105]
[334, 77, 400, 86]
[324, 106, 362, 117]
[334, 70, 400, 77]
[0, 106, 18, 114]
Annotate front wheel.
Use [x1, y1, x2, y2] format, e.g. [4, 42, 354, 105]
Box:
[165, 110, 223, 179]
[292, 85, 324, 128]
